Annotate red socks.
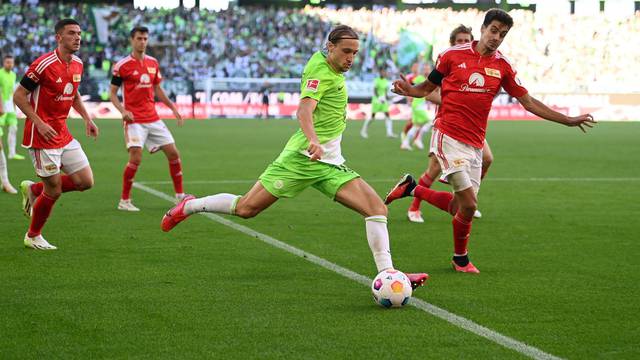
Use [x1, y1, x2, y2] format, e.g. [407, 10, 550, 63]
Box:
[121, 162, 138, 200]
[28, 192, 58, 237]
[169, 159, 183, 194]
[30, 175, 78, 197]
[452, 212, 473, 255]
[409, 173, 434, 211]
[413, 185, 455, 215]
[402, 121, 413, 135]
[30, 182, 43, 197]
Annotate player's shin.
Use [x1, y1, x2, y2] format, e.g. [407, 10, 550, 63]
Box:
[183, 193, 240, 215]
[365, 215, 393, 272]
[8, 125, 17, 157]
[452, 211, 473, 257]
[28, 192, 58, 237]
[121, 162, 138, 200]
[413, 185, 454, 215]
[409, 173, 434, 211]
[0, 149, 8, 184]
[385, 118, 394, 136]
[168, 158, 183, 195]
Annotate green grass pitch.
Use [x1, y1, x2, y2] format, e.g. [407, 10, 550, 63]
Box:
[1, 118, 638, 359]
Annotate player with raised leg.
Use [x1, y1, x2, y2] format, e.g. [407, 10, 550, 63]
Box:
[110, 26, 185, 212]
[385, 9, 596, 273]
[14, 19, 99, 249]
[408, 25, 489, 223]
[162, 25, 428, 289]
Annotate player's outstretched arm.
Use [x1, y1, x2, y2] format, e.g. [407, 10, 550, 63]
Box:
[516, 93, 597, 133]
[296, 97, 323, 161]
[73, 92, 99, 139]
[154, 84, 183, 126]
[13, 85, 57, 141]
[392, 74, 438, 99]
[425, 88, 442, 105]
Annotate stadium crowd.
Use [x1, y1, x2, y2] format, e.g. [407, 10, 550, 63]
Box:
[1, 2, 638, 94]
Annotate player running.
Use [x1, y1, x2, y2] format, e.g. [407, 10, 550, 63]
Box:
[161, 25, 428, 289]
[110, 26, 185, 212]
[14, 19, 99, 250]
[385, 9, 595, 273]
[360, 68, 396, 138]
[408, 25, 488, 223]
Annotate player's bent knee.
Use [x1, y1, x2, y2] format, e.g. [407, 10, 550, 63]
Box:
[234, 204, 260, 219]
[364, 202, 388, 218]
[76, 180, 93, 191]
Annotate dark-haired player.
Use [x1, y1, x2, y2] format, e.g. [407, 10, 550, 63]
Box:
[14, 19, 99, 249]
[386, 9, 595, 273]
[110, 26, 185, 212]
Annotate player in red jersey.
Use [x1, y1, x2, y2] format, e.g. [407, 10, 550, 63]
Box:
[385, 9, 595, 273]
[408, 25, 489, 223]
[13, 19, 99, 250]
[110, 26, 185, 212]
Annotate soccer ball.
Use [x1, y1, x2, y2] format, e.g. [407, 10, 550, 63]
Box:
[371, 269, 412, 308]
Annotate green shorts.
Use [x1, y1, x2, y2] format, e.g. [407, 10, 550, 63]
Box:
[412, 109, 432, 125]
[371, 101, 389, 114]
[259, 150, 360, 199]
[0, 112, 17, 136]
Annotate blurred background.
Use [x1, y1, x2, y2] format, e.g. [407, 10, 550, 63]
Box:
[1, 0, 638, 121]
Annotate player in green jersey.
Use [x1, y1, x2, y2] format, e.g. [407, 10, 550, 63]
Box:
[0, 55, 19, 194]
[0, 55, 24, 161]
[400, 65, 435, 151]
[161, 25, 428, 290]
[360, 68, 396, 138]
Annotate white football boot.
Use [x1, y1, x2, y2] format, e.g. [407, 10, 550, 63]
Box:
[24, 233, 57, 250]
[473, 210, 482, 218]
[118, 199, 140, 212]
[407, 210, 424, 223]
[20, 180, 36, 217]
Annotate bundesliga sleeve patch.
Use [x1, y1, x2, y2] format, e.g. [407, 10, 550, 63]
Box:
[305, 79, 320, 92]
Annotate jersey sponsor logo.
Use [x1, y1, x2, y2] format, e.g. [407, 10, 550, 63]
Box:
[460, 72, 490, 93]
[135, 73, 153, 89]
[305, 79, 319, 92]
[469, 73, 485, 87]
[484, 68, 501, 78]
[73, 73, 81, 82]
[27, 72, 39, 83]
[56, 77, 62, 83]
[147, 67, 156, 74]
[55, 83, 75, 101]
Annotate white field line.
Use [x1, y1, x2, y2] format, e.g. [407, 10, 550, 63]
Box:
[138, 177, 640, 185]
[134, 182, 563, 360]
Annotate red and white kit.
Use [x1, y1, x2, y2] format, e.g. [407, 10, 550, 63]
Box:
[429, 40, 528, 191]
[21, 49, 90, 177]
[112, 54, 174, 152]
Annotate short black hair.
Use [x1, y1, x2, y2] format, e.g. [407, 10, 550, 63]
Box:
[482, 8, 514, 29]
[130, 26, 149, 38]
[55, 19, 80, 34]
[327, 25, 359, 44]
[3, 54, 13, 60]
